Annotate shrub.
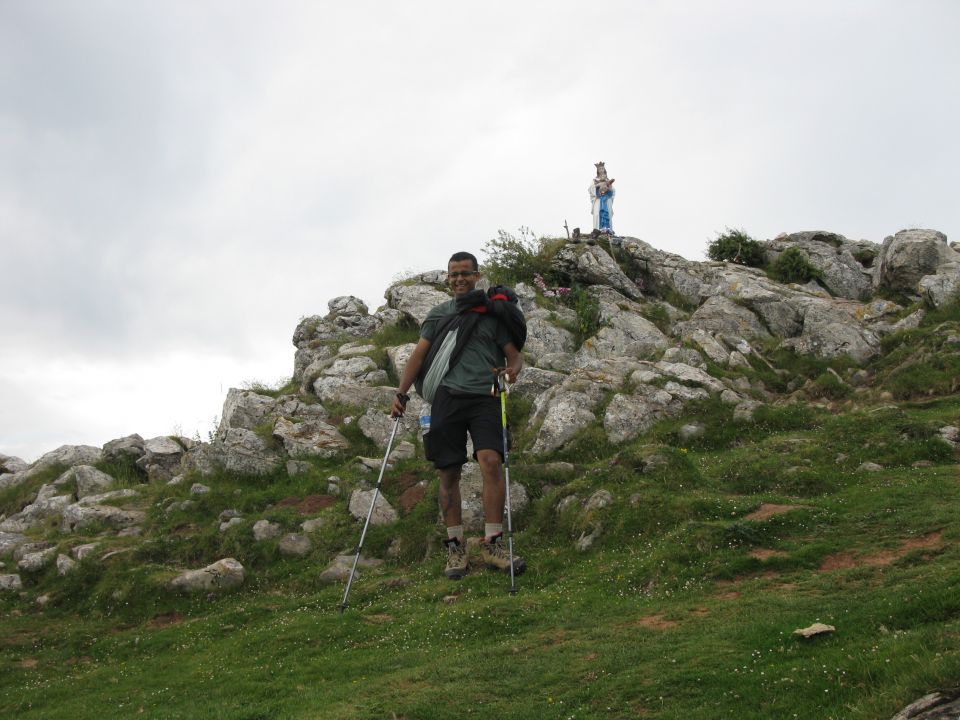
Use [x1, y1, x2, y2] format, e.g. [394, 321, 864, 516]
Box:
[768, 247, 823, 285]
[481, 227, 563, 286]
[706, 228, 765, 267]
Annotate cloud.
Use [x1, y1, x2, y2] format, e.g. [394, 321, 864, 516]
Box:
[1, 1, 958, 461]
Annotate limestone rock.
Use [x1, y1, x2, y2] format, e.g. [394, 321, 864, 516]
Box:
[18, 546, 57, 572]
[319, 552, 383, 583]
[72, 543, 100, 560]
[603, 388, 677, 444]
[61, 504, 146, 532]
[553, 244, 644, 300]
[136, 436, 185, 483]
[62, 465, 116, 498]
[0, 454, 28, 475]
[273, 416, 349, 458]
[530, 390, 597, 455]
[217, 389, 277, 438]
[677, 295, 770, 343]
[574, 287, 669, 364]
[252, 520, 282, 541]
[56, 553, 77, 576]
[183, 428, 283, 477]
[385, 282, 451, 325]
[874, 229, 956, 294]
[919, 263, 960, 309]
[455, 462, 529, 532]
[0, 574, 23, 591]
[0, 489, 73, 532]
[766, 231, 874, 300]
[278, 533, 312, 558]
[891, 690, 960, 720]
[348, 489, 399, 525]
[102, 434, 145, 463]
[523, 313, 576, 363]
[0, 531, 29, 556]
[170, 558, 245, 592]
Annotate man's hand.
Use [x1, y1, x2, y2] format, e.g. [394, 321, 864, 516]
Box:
[390, 392, 410, 418]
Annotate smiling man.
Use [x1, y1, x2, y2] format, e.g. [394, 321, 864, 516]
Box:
[390, 251, 526, 580]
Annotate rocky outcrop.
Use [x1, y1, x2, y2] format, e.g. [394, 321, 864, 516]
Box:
[874, 229, 957, 295]
[766, 231, 874, 300]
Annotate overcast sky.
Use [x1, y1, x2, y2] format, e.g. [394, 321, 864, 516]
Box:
[2, 1, 958, 462]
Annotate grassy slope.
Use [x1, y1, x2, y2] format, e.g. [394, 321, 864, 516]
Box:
[2, 311, 959, 719]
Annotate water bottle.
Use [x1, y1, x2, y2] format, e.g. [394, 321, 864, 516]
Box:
[419, 406, 431, 441]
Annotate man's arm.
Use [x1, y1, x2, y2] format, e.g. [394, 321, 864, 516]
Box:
[390, 337, 431, 417]
[496, 341, 523, 384]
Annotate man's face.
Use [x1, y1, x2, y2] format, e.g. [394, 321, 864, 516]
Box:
[447, 259, 479, 298]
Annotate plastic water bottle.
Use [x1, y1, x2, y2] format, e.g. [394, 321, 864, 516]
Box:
[419, 406, 431, 440]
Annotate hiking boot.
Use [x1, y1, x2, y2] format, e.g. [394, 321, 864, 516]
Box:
[444, 537, 468, 579]
[480, 533, 525, 575]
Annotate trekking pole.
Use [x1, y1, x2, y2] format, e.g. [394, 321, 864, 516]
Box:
[498, 374, 518, 595]
[339, 412, 403, 613]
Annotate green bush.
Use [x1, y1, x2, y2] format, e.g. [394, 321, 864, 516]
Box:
[481, 227, 563, 286]
[706, 228, 766, 267]
[768, 247, 823, 284]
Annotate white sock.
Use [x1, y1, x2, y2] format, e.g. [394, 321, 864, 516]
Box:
[447, 525, 464, 543]
[485, 523, 503, 541]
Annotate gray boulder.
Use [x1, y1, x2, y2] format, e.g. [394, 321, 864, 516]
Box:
[0, 531, 28, 557]
[574, 287, 669, 364]
[348, 489, 398, 525]
[253, 519, 282, 541]
[102, 434, 145, 463]
[170, 558, 245, 592]
[553, 243, 644, 300]
[874, 229, 956, 294]
[385, 282, 451, 325]
[456, 463, 529, 532]
[603, 387, 679, 444]
[66, 465, 116, 498]
[61, 503, 146, 532]
[217, 389, 278, 438]
[136, 436, 185, 483]
[18, 546, 57, 572]
[278, 533, 312, 558]
[0, 454, 28, 474]
[766, 231, 874, 300]
[918, 262, 960, 309]
[676, 295, 770, 343]
[183, 428, 282, 477]
[523, 312, 576, 363]
[273, 417, 349, 458]
[0, 574, 23, 591]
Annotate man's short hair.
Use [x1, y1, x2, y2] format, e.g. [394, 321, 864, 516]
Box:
[448, 251, 479, 271]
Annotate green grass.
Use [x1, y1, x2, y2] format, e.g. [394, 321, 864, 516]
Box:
[3, 307, 960, 718]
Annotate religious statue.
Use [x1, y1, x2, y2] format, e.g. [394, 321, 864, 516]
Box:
[590, 161, 615, 234]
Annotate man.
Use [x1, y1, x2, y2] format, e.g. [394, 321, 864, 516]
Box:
[390, 251, 526, 580]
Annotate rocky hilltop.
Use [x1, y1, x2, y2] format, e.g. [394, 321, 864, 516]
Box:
[1, 227, 958, 595]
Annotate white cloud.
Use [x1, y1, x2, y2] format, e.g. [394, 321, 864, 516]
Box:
[1, 1, 958, 461]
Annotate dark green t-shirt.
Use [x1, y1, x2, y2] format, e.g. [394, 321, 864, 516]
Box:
[420, 299, 516, 396]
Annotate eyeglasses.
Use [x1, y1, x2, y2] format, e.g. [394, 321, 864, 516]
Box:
[448, 271, 479, 279]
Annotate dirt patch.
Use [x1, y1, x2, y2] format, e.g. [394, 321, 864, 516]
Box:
[819, 532, 946, 572]
[276, 495, 336, 515]
[20, 658, 39, 668]
[385, 471, 421, 494]
[632, 613, 680, 630]
[398, 483, 426, 513]
[717, 591, 741, 600]
[363, 613, 394, 624]
[750, 548, 788, 560]
[690, 607, 710, 617]
[745, 503, 810, 521]
[148, 611, 186, 628]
